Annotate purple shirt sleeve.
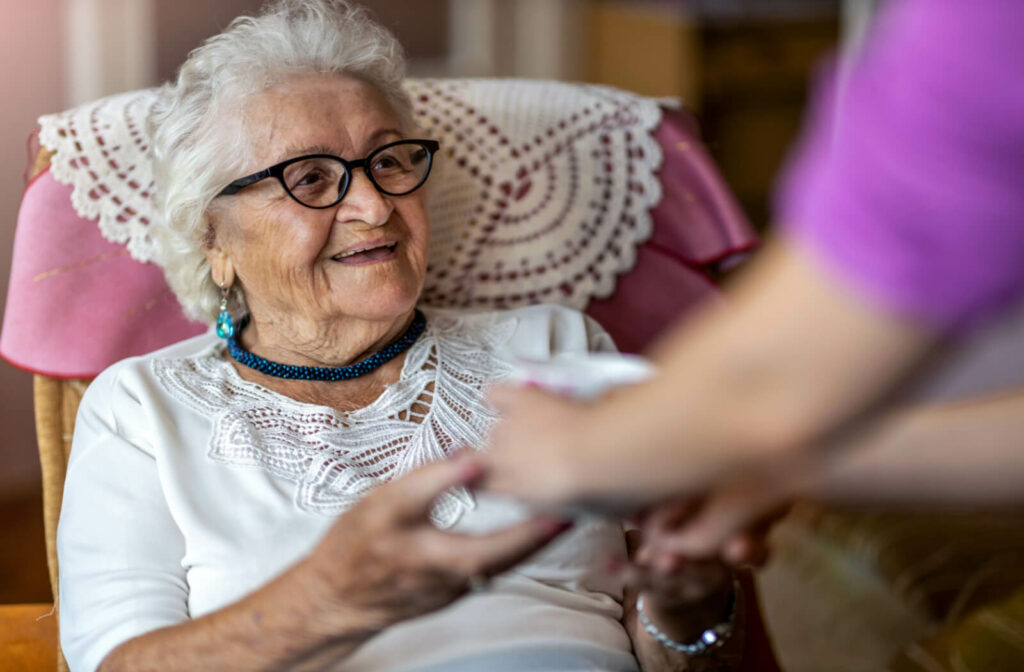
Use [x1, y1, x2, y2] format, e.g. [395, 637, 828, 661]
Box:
[778, 0, 1024, 333]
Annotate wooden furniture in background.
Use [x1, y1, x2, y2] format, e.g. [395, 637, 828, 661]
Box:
[584, 1, 839, 229]
[0, 603, 58, 672]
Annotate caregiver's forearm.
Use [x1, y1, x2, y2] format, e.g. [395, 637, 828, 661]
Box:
[813, 389, 1024, 505]
[98, 557, 377, 672]
[578, 239, 936, 503]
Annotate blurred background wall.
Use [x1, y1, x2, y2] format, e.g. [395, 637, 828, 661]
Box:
[0, 2, 66, 503]
[0, 0, 844, 600]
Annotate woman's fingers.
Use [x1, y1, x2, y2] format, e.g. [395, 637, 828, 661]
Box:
[613, 557, 732, 606]
[722, 533, 771, 567]
[633, 497, 705, 565]
[486, 383, 550, 413]
[363, 456, 575, 581]
[481, 385, 586, 505]
[644, 497, 704, 531]
[381, 455, 486, 523]
[720, 507, 780, 566]
[430, 517, 574, 579]
[643, 481, 789, 559]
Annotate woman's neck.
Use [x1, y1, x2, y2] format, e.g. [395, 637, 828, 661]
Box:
[227, 309, 419, 412]
[239, 310, 417, 370]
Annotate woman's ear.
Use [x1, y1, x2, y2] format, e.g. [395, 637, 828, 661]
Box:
[205, 246, 235, 289]
[202, 214, 236, 288]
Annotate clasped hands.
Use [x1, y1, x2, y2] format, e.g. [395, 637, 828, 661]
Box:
[303, 380, 788, 642]
[480, 384, 797, 607]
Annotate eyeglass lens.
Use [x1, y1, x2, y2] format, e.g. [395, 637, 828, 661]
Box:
[282, 141, 432, 208]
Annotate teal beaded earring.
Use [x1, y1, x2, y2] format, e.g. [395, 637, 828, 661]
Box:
[216, 284, 234, 339]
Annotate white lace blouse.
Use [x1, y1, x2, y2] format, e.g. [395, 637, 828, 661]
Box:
[57, 305, 639, 672]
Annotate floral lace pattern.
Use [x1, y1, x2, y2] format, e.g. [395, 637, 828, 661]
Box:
[37, 79, 666, 311]
[151, 312, 517, 527]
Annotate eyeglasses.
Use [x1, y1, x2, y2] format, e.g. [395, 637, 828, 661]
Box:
[217, 139, 440, 209]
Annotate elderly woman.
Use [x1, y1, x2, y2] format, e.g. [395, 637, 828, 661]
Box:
[57, 2, 758, 671]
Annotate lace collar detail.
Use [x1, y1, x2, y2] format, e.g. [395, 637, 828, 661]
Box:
[152, 311, 516, 527]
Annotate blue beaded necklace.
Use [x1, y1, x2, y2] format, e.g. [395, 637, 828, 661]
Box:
[226, 310, 427, 381]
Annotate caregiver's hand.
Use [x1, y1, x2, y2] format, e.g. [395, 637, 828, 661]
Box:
[482, 384, 612, 508]
[482, 382, 760, 514]
[636, 480, 794, 569]
[305, 454, 571, 632]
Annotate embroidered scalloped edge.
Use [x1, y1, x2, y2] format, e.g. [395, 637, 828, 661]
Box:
[409, 79, 668, 311]
[584, 86, 665, 305]
[37, 89, 162, 264]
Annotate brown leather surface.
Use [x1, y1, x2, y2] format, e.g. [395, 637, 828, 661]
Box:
[0, 603, 58, 672]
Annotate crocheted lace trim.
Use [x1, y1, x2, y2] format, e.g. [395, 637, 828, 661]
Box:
[37, 79, 665, 311]
[151, 311, 516, 527]
[37, 90, 161, 263]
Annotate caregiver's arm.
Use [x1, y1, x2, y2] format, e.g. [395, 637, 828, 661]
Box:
[485, 1, 1024, 512]
[814, 388, 1024, 505]
[485, 240, 936, 508]
[637, 389, 1024, 562]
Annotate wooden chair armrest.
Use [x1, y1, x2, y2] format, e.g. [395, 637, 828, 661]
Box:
[0, 603, 58, 671]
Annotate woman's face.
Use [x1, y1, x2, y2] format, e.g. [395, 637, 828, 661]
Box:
[207, 74, 430, 332]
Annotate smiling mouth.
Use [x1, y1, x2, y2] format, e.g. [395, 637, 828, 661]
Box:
[331, 242, 398, 265]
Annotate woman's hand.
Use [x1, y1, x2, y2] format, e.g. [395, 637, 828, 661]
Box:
[303, 454, 571, 634]
[619, 496, 788, 672]
[634, 491, 786, 571]
[620, 529, 746, 672]
[99, 455, 569, 672]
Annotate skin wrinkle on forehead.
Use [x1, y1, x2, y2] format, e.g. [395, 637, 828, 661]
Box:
[284, 128, 406, 162]
[224, 76, 404, 201]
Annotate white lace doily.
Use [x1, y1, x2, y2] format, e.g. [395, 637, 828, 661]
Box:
[38, 90, 161, 263]
[152, 310, 516, 527]
[38, 79, 664, 312]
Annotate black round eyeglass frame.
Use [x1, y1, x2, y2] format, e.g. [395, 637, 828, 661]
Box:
[217, 138, 441, 209]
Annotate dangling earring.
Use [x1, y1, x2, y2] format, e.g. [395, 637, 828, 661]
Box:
[216, 284, 235, 339]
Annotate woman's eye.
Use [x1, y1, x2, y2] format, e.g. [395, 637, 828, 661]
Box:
[372, 156, 400, 172]
[295, 170, 325, 187]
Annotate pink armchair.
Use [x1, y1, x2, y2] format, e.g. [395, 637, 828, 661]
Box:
[0, 78, 756, 672]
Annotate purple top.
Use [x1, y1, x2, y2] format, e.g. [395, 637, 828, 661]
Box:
[779, 0, 1024, 333]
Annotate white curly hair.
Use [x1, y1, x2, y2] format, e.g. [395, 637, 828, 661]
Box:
[150, 0, 412, 323]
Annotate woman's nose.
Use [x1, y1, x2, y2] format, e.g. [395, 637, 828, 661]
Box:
[338, 169, 393, 228]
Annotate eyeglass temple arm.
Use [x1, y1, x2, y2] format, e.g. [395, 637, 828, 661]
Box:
[219, 168, 273, 196]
